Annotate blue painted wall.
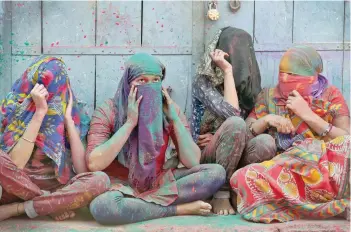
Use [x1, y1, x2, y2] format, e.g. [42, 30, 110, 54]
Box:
[1, 1, 350, 116]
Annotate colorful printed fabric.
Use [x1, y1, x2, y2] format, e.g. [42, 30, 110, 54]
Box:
[0, 56, 82, 184]
[230, 135, 350, 223]
[279, 45, 323, 77]
[277, 46, 327, 100]
[249, 86, 350, 151]
[191, 27, 261, 141]
[248, 46, 348, 151]
[0, 150, 110, 218]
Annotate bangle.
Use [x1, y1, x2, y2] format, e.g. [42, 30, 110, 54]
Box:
[21, 137, 35, 143]
[320, 123, 333, 137]
[249, 122, 258, 137]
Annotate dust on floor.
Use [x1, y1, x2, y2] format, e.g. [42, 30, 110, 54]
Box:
[0, 207, 349, 232]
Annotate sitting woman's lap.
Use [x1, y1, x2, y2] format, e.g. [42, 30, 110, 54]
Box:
[90, 164, 225, 225]
[230, 135, 350, 223]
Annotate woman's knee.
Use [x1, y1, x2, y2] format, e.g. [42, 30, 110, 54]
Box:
[83, 171, 111, 195]
[246, 134, 277, 161]
[90, 191, 123, 224]
[222, 116, 246, 133]
[200, 164, 226, 186]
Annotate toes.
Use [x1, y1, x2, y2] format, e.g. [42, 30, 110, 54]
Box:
[69, 211, 75, 218]
[201, 202, 212, 210]
[218, 210, 223, 215]
[200, 209, 211, 215]
[229, 209, 235, 215]
[223, 210, 229, 216]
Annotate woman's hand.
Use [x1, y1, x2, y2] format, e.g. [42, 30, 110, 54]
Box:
[65, 84, 74, 123]
[286, 90, 313, 119]
[197, 133, 213, 149]
[210, 49, 232, 73]
[162, 87, 179, 122]
[126, 85, 142, 127]
[265, 114, 295, 134]
[31, 83, 48, 116]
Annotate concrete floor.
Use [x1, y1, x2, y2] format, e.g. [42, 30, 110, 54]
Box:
[0, 207, 349, 232]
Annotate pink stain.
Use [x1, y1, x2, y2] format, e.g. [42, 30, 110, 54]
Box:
[92, 12, 95, 15]
[116, 15, 119, 18]
[152, 8, 155, 10]
[115, 22, 119, 26]
[120, 66, 124, 70]
[156, 21, 159, 24]
[84, 35, 87, 38]
[100, 43, 103, 46]
[76, 55, 80, 58]
[56, 41, 59, 45]
[102, 11, 106, 14]
[51, 43, 54, 47]
[68, 68, 71, 71]
[161, 24, 164, 28]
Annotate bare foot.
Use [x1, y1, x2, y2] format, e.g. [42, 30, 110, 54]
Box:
[176, 200, 212, 216]
[50, 211, 75, 221]
[211, 198, 235, 215]
[0, 203, 24, 221]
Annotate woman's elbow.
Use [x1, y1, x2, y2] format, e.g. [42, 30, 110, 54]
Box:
[184, 148, 201, 168]
[86, 153, 100, 172]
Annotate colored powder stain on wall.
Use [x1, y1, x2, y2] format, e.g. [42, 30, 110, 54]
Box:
[105, 41, 108, 45]
[24, 41, 30, 46]
[56, 42, 59, 45]
[84, 35, 87, 38]
[9, 40, 13, 45]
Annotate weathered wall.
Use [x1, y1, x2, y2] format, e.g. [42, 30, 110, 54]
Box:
[0, 1, 350, 117]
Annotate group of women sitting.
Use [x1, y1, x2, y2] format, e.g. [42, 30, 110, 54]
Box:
[0, 27, 349, 225]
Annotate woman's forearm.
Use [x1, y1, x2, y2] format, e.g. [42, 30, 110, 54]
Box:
[246, 116, 270, 135]
[302, 112, 349, 139]
[9, 111, 45, 169]
[87, 121, 135, 171]
[172, 117, 200, 168]
[223, 70, 239, 109]
[65, 119, 87, 173]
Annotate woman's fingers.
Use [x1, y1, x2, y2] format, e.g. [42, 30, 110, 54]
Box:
[136, 95, 143, 106]
[162, 88, 172, 104]
[129, 85, 135, 98]
[133, 86, 137, 99]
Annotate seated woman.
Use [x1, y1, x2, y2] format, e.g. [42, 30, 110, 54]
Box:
[87, 53, 226, 225]
[0, 56, 110, 222]
[231, 45, 350, 223]
[191, 27, 266, 215]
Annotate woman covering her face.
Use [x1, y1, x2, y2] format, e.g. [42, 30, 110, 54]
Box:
[86, 53, 226, 225]
[191, 27, 264, 215]
[0, 56, 110, 222]
[231, 46, 350, 223]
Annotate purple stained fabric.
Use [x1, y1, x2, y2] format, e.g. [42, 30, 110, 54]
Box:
[112, 53, 166, 193]
[128, 82, 165, 193]
[311, 74, 328, 99]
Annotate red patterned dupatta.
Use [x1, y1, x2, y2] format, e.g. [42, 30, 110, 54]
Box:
[231, 135, 350, 223]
